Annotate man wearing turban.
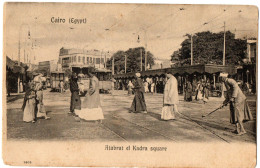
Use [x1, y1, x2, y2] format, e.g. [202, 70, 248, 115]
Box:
[129, 73, 147, 113]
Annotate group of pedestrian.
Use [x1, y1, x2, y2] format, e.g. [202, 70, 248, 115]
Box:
[21, 69, 253, 136]
[184, 78, 210, 103]
[129, 70, 179, 121]
[69, 68, 104, 122]
[128, 70, 252, 136]
[22, 74, 50, 123]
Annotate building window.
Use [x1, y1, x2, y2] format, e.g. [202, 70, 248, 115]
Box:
[74, 56, 77, 62]
[62, 57, 70, 64]
[83, 56, 85, 64]
[101, 58, 104, 64]
[78, 56, 81, 63]
[96, 58, 100, 64]
[87, 57, 89, 64]
[90, 57, 92, 63]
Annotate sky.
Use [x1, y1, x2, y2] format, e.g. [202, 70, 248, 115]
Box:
[3, 3, 258, 64]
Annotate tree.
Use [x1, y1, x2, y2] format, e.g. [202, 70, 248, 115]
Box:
[171, 31, 247, 66]
[107, 47, 155, 74]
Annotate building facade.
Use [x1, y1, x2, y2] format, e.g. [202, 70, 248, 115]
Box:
[58, 47, 112, 70]
[38, 60, 57, 76]
[246, 39, 257, 63]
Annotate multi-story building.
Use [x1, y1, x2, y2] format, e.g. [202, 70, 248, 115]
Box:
[58, 47, 112, 71]
[38, 60, 57, 76]
[246, 39, 257, 63]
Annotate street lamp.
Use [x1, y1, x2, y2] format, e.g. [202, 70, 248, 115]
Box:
[18, 24, 31, 65]
[137, 35, 142, 71]
[17, 23, 30, 94]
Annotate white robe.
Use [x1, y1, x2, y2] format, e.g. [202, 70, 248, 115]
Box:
[163, 75, 179, 105]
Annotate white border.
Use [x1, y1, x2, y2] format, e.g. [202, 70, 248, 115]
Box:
[1, 1, 259, 168]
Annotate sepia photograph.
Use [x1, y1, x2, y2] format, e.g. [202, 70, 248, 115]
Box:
[2, 2, 258, 167]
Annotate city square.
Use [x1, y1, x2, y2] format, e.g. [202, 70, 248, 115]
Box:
[7, 89, 256, 143]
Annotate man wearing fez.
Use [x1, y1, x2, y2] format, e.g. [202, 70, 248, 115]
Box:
[129, 72, 147, 113]
[220, 73, 253, 135]
[69, 72, 81, 114]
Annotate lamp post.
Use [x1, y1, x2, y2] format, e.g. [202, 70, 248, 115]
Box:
[125, 54, 127, 73]
[18, 24, 30, 93]
[137, 35, 142, 71]
[111, 51, 114, 91]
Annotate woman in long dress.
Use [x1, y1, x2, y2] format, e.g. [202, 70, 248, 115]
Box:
[36, 83, 50, 119]
[202, 79, 210, 103]
[161, 71, 179, 121]
[195, 81, 203, 100]
[127, 80, 133, 95]
[75, 68, 104, 121]
[185, 81, 193, 101]
[144, 81, 149, 93]
[22, 82, 36, 123]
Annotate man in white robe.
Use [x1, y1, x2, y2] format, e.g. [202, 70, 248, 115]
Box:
[161, 70, 179, 120]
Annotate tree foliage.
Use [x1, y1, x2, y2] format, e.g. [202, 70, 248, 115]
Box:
[171, 31, 247, 66]
[107, 47, 155, 74]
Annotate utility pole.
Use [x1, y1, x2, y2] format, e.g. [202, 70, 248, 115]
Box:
[223, 21, 226, 66]
[112, 55, 115, 76]
[100, 51, 102, 68]
[191, 34, 193, 65]
[144, 30, 147, 71]
[112, 53, 114, 91]
[125, 54, 127, 73]
[104, 52, 107, 69]
[140, 48, 143, 71]
[137, 35, 143, 71]
[18, 39, 20, 66]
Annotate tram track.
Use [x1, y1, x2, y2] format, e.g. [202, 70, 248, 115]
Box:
[99, 121, 129, 142]
[105, 93, 177, 142]
[107, 92, 255, 143]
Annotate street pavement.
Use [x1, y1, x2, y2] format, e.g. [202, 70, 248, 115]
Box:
[6, 89, 256, 143]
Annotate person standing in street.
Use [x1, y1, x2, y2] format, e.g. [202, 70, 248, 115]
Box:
[195, 80, 203, 101]
[202, 79, 210, 103]
[75, 67, 104, 122]
[129, 73, 147, 113]
[184, 80, 192, 102]
[22, 82, 36, 123]
[127, 80, 134, 95]
[35, 83, 50, 120]
[220, 73, 253, 135]
[69, 73, 81, 114]
[151, 81, 155, 95]
[161, 70, 179, 120]
[20, 80, 24, 93]
[60, 80, 64, 93]
[144, 80, 149, 93]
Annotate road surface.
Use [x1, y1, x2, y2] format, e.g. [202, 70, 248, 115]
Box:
[6, 89, 256, 143]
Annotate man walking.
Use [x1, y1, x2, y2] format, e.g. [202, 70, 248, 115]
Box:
[69, 73, 81, 114]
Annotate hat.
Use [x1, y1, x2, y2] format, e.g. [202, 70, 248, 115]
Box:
[219, 72, 228, 77]
[135, 73, 141, 77]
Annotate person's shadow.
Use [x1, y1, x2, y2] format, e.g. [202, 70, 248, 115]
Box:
[147, 111, 164, 121]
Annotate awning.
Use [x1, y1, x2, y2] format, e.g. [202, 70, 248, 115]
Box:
[114, 64, 237, 79]
[6, 56, 16, 69]
[6, 56, 26, 74]
[165, 64, 237, 75]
